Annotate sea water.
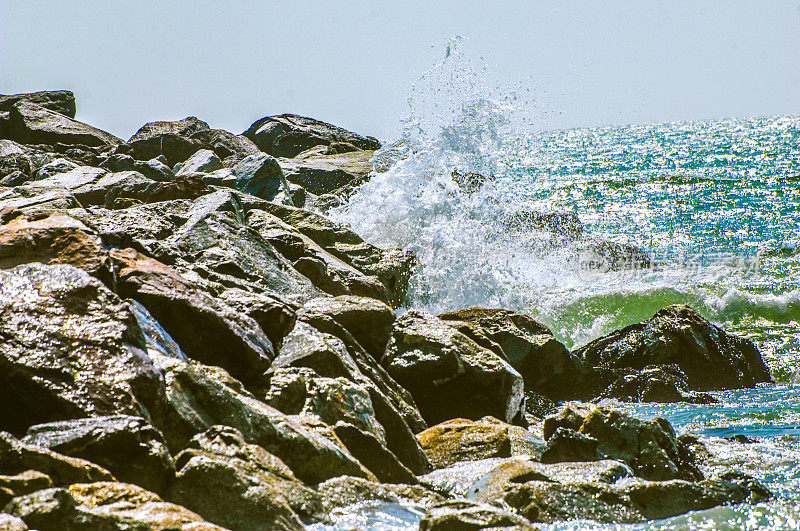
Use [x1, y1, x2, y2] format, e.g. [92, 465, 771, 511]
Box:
[322, 44, 800, 530]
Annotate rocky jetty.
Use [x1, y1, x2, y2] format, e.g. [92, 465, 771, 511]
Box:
[0, 90, 775, 530]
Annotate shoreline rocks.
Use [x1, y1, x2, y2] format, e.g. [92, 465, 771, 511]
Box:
[0, 89, 779, 530]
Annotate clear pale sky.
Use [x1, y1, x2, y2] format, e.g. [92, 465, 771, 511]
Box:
[2, 1, 799, 141]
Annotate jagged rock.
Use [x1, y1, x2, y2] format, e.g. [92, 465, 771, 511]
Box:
[438, 307, 585, 401]
[109, 247, 274, 387]
[219, 288, 297, 349]
[297, 296, 395, 358]
[189, 128, 260, 167]
[501, 472, 771, 523]
[274, 322, 431, 475]
[451, 170, 490, 194]
[5, 482, 223, 530]
[7, 101, 121, 147]
[419, 500, 538, 531]
[99, 153, 173, 182]
[169, 426, 322, 530]
[0, 91, 76, 118]
[539, 428, 600, 464]
[233, 153, 283, 200]
[0, 263, 174, 435]
[595, 364, 718, 404]
[0, 471, 53, 507]
[175, 148, 222, 175]
[104, 174, 211, 208]
[542, 404, 701, 481]
[317, 475, 444, 511]
[0, 432, 114, 486]
[33, 158, 79, 180]
[158, 358, 373, 484]
[382, 311, 525, 426]
[0, 211, 110, 281]
[0, 513, 28, 530]
[257, 202, 415, 307]
[248, 210, 391, 303]
[576, 238, 652, 273]
[116, 116, 211, 166]
[22, 416, 174, 496]
[279, 149, 374, 195]
[331, 422, 416, 484]
[576, 305, 772, 391]
[243, 113, 380, 158]
[416, 418, 512, 469]
[502, 208, 584, 240]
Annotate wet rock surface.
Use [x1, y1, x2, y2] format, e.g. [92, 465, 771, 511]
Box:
[0, 90, 779, 529]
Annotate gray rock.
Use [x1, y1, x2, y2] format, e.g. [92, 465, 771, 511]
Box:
[99, 153, 174, 182]
[243, 113, 380, 158]
[7, 101, 121, 147]
[382, 311, 525, 426]
[175, 148, 222, 175]
[233, 153, 283, 200]
[189, 127, 260, 168]
[0, 90, 76, 118]
[539, 427, 600, 464]
[33, 158, 79, 180]
[419, 499, 537, 531]
[23, 416, 174, 496]
[279, 149, 374, 196]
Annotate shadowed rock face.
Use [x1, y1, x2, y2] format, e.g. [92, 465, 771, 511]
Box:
[383, 311, 525, 426]
[0, 91, 77, 119]
[576, 304, 772, 392]
[7, 101, 121, 147]
[243, 113, 381, 158]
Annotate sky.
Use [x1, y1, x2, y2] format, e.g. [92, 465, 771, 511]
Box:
[2, 1, 799, 141]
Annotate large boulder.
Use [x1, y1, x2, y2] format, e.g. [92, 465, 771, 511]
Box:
[576, 305, 772, 392]
[279, 149, 375, 196]
[438, 307, 585, 401]
[0, 432, 114, 486]
[382, 311, 525, 426]
[99, 153, 174, 182]
[233, 153, 283, 200]
[542, 403, 701, 481]
[0, 263, 173, 436]
[419, 500, 537, 531]
[243, 113, 380, 158]
[0, 91, 76, 119]
[5, 482, 223, 530]
[174, 148, 222, 175]
[189, 128, 260, 167]
[109, 247, 275, 388]
[22, 416, 174, 496]
[117, 116, 210, 166]
[6, 101, 121, 147]
[168, 426, 323, 530]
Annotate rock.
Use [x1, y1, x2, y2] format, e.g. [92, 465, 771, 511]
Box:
[596, 364, 718, 404]
[5, 482, 223, 530]
[317, 475, 444, 511]
[502, 208, 583, 241]
[331, 423, 416, 484]
[0, 212, 110, 281]
[501, 472, 771, 524]
[169, 426, 322, 530]
[104, 173, 211, 208]
[576, 238, 652, 273]
[0, 432, 114, 486]
[539, 428, 600, 464]
[109, 247, 275, 388]
[274, 322, 431, 475]
[451, 170, 491, 194]
[99, 153, 174, 182]
[256, 201, 416, 307]
[159, 358, 373, 484]
[419, 500, 538, 531]
[33, 158, 79, 180]
[382, 311, 525, 426]
[248, 210, 392, 304]
[0, 91, 76, 118]
[22, 416, 174, 496]
[243, 113, 380, 158]
[297, 296, 395, 358]
[438, 307, 585, 401]
[233, 153, 284, 200]
[0, 513, 28, 531]
[219, 288, 297, 349]
[576, 305, 772, 391]
[416, 418, 512, 469]
[543, 404, 702, 481]
[175, 148, 222, 175]
[279, 149, 375, 196]
[0, 263, 172, 436]
[7, 101, 121, 147]
[189, 128, 260, 167]
[118, 116, 211, 166]
[0, 470, 53, 507]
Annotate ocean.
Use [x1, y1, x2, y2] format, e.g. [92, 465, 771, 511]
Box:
[326, 103, 800, 528]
